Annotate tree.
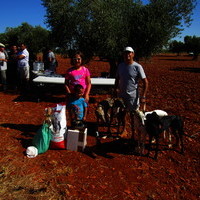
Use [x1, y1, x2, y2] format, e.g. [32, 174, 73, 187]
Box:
[42, 0, 197, 76]
[184, 35, 200, 60]
[169, 40, 185, 55]
[0, 23, 50, 60]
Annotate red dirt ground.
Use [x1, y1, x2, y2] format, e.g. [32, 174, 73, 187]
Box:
[0, 54, 200, 200]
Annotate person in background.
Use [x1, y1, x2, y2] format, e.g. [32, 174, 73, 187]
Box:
[0, 43, 8, 91]
[115, 46, 148, 139]
[7, 45, 18, 90]
[65, 51, 91, 103]
[47, 48, 57, 72]
[17, 43, 30, 93]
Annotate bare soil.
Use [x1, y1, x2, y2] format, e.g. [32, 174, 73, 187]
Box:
[0, 54, 199, 200]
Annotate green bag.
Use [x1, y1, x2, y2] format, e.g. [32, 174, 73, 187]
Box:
[32, 123, 52, 154]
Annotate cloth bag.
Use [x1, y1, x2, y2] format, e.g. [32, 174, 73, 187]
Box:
[32, 123, 52, 154]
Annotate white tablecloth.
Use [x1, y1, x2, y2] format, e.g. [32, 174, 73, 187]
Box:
[33, 76, 115, 85]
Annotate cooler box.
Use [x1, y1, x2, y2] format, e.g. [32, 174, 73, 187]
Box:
[66, 128, 87, 152]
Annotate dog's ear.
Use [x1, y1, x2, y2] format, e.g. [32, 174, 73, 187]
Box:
[146, 112, 159, 122]
[152, 112, 160, 118]
[145, 113, 151, 120]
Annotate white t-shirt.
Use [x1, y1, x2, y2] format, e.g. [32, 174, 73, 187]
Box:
[48, 51, 56, 65]
[0, 51, 7, 71]
[18, 49, 29, 68]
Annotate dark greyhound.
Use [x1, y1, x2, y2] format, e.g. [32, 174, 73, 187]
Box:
[145, 112, 184, 160]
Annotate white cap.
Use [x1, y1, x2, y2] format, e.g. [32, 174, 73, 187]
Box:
[124, 46, 134, 52]
[26, 146, 38, 158]
[0, 43, 5, 48]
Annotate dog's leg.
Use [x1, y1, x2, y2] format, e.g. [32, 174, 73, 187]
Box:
[116, 110, 121, 134]
[167, 130, 173, 148]
[174, 128, 184, 154]
[120, 110, 126, 134]
[173, 130, 181, 154]
[147, 135, 153, 157]
[163, 130, 166, 140]
[107, 107, 113, 136]
[178, 121, 184, 154]
[154, 135, 159, 160]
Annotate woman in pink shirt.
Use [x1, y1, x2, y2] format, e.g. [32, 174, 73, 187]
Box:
[65, 51, 91, 102]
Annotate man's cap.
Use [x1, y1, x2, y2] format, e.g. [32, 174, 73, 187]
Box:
[124, 46, 134, 52]
[0, 43, 5, 48]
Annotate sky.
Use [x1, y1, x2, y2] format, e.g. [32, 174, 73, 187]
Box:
[0, 0, 199, 42]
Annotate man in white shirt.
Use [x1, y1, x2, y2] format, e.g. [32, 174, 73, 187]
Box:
[115, 46, 148, 140]
[0, 43, 8, 91]
[17, 43, 30, 92]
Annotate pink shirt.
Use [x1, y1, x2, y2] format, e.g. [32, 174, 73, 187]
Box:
[65, 66, 90, 93]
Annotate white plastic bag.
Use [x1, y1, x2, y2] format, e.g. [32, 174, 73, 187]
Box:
[26, 146, 38, 158]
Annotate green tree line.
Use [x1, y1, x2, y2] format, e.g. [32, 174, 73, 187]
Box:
[0, 23, 50, 61]
[41, 0, 197, 76]
[0, 0, 198, 74]
[169, 36, 200, 59]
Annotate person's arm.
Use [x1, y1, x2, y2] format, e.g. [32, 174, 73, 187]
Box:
[64, 79, 72, 104]
[0, 58, 7, 62]
[17, 54, 25, 60]
[140, 78, 148, 111]
[65, 79, 71, 93]
[83, 106, 88, 121]
[84, 76, 91, 102]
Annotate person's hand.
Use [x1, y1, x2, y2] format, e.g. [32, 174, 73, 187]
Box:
[84, 94, 89, 103]
[140, 97, 146, 112]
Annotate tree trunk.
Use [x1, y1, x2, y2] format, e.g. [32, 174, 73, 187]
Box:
[108, 59, 118, 78]
[193, 54, 200, 61]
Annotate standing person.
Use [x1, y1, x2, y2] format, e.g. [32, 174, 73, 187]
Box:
[0, 43, 8, 91]
[17, 43, 30, 92]
[65, 51, 91, 103]
[115, 46, 148, 139]
[47, 48, 57, 72]
[7, 45, 18, 89]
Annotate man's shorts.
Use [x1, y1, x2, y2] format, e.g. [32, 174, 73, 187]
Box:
[123, 97, 139, 112]
[18, 66, 30, 80]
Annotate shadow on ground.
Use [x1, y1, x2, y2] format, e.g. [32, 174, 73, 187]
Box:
[171, 67, 200, 73]
[1, 123, 41, 148]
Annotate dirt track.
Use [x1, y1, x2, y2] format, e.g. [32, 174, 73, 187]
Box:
[0, 54, 199, 200]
